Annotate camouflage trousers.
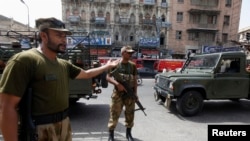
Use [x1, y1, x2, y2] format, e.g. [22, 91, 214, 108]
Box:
[36, 117, 72, 141]
[108, 89, 135, 130]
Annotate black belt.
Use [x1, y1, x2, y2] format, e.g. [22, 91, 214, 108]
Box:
[33, 109, 69, 125]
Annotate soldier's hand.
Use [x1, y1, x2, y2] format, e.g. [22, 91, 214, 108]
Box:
[116, 83, 126, 92]
[106, 59, 120, 69]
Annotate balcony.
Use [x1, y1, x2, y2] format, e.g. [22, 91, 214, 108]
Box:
[161, 2, 168, 7]
[120, 0, 132, 4]
[188, 9, 220, 15]
[120, 18, 130, 24]
[187, 23, 218, 32]
[141, 0, 155, 5]
[95, 17, 106, 25]
[92, 0, 109, 3]
[161, 22, 171, 28]
[142, 19, 154, 25]
[68, 15, 81, 23]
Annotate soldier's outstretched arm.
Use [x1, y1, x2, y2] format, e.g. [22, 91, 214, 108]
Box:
[75, 59, 120, 79]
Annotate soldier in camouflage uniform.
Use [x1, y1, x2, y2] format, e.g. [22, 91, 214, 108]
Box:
[106, 46, 138, 141]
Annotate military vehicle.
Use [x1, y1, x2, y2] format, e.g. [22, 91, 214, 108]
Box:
[0, 30, 108, 103]
[153, 50, 250, 116]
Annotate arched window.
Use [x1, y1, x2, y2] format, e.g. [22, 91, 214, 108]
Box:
[106, 12, 110, 23]
[81, 10, 86, 21]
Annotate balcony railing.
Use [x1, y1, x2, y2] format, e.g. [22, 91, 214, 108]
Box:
[142, 19, 154, 25]
[161, 22, 171, 28]
[95, 17, 106, 24]
[68, 15, 81, 23]
[120, 18, 130, 24]
[92, 0, 109, 3]
[142, 0, 155, 5]
[120, 0, 131, 3]
[187, 23, 218, 31]
[161, 2, 168, 7]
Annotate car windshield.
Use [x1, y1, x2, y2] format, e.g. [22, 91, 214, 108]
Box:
[185, 54, 220, 70]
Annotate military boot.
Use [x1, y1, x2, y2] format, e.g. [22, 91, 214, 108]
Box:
[126, 128, 134, 141]
[108, 130, 114, 141]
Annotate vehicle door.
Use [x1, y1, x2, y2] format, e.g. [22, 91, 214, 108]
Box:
[211, 57, 249, 99]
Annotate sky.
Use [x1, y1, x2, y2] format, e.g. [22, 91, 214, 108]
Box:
[0, 0, 249, 30]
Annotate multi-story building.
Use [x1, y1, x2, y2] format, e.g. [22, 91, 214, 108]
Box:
[61, 0, 242, 58]
[169, 0, 242, 57]
[0, 15, 36, 48]
[238, 26, 250, 57]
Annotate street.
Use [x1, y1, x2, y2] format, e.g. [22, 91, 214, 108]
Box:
[1, 79, 250, 141]
[69, 78, 250, 141]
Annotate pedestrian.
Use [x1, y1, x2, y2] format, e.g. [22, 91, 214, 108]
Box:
[106, 45, 138, 141]
[0, 17, 119, 141]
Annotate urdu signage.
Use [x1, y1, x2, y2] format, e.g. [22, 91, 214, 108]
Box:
[139, 37, 159, 47]
[67, 36, 112, 48]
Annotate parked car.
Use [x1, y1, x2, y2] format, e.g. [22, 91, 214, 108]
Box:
[137, 67, 158, 78]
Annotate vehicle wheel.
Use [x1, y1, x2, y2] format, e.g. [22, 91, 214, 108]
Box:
[154, 91, 159, 101]
[101, 71, 108, 88]
[137, 78, 143, 85]
[176, 91, 204, 117]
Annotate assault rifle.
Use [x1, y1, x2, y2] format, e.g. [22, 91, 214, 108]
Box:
[18, 88, 38, 141]
[111, 68, 147, 116]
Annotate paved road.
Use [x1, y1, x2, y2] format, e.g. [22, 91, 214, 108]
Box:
[1, 78, 250, 141]
[69, 78, 250, 141]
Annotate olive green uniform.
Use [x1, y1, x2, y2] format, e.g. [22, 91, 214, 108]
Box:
[0, 48, 81, 141]
[108, 61, 137, 130]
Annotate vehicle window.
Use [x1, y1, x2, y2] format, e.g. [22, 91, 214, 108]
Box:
[218, 58, 240, 73]
[186, 54, 219, 69]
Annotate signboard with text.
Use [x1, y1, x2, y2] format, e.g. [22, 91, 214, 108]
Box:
[67, 36, 112, 48]
[139, 37, 159, 47]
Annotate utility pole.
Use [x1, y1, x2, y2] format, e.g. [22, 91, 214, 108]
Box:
[20, 0, 30, 31]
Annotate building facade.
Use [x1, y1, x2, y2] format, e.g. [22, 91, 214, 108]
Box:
[238, 26, 250, 56]
[0, 15, 36, 48]
[61, 0, 242, 58]
[168, 0, 242, 57]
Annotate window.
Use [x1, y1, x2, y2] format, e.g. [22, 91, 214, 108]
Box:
[202, 33, 215, 42]
[130, 35, 134, 41]
[225, 0, 232, 7]
[160, 35, 164, 45]
[190, 13, 200, 24]
[223, 15, 230, 25]
[177, 12, 183, 22]
[106, 12, 110, 23]
[176, 31, 182, 40]
[115, 34, 119, 41]
[207, 15, 217, 24]
[222, 33, 228, 43]
[188, 32, 199, 40]
[178, 0, 184, 3]
[220, 58, 240, 73]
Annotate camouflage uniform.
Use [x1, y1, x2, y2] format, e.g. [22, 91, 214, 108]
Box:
[108, 89, 135, 130]
[108, 62, 137, 130]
